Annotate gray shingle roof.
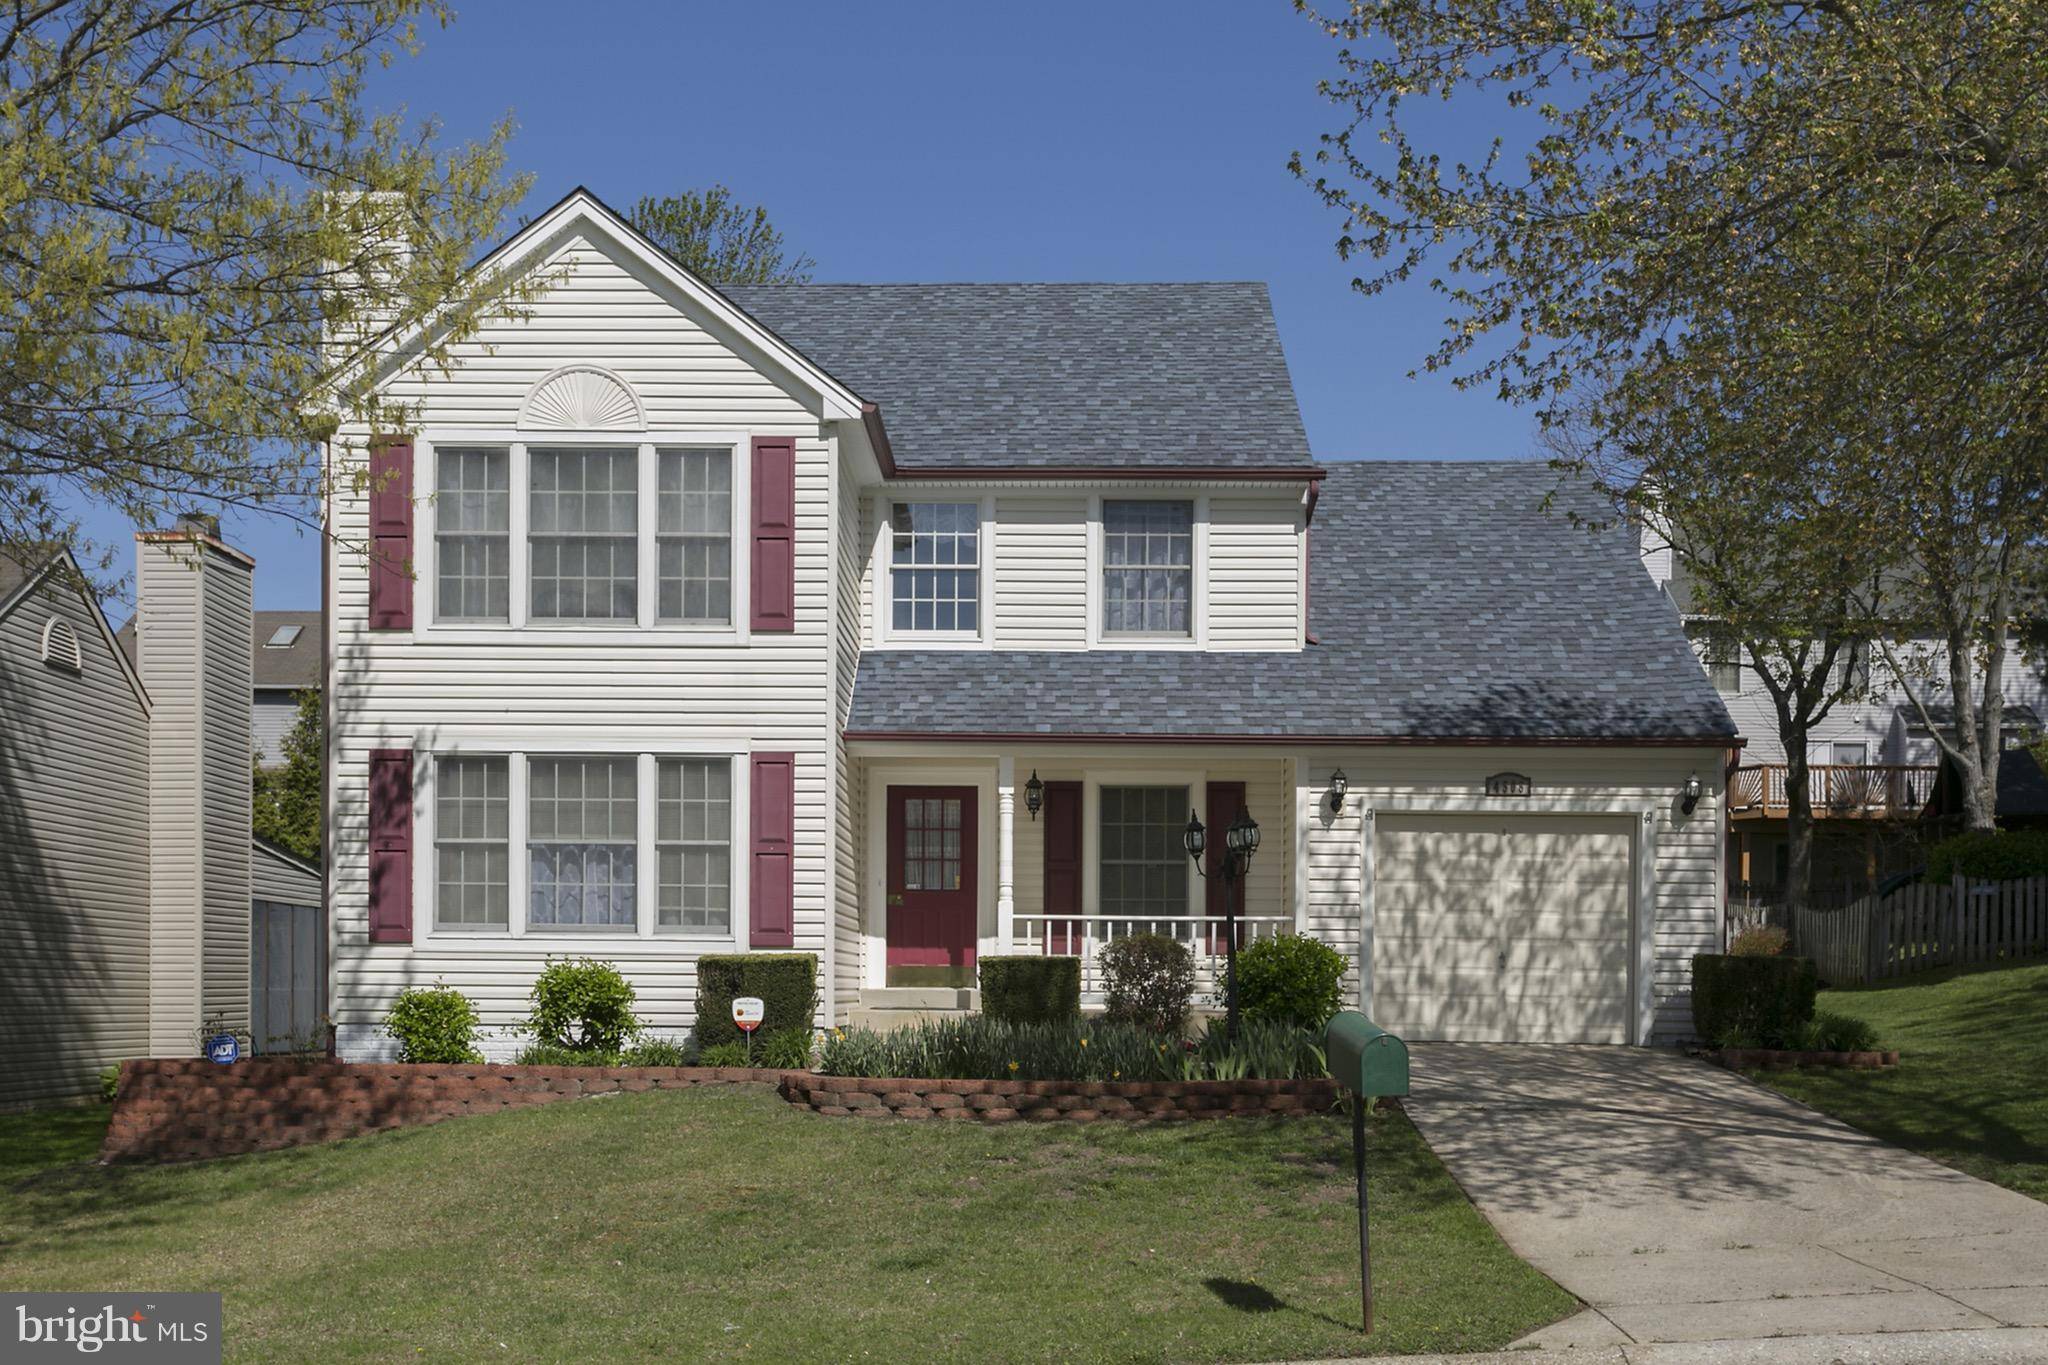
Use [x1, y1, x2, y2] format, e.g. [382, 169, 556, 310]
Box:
[116, 608, 321, 690]
[846, 460, 1738, 742]
[721, 283, 1314, 473]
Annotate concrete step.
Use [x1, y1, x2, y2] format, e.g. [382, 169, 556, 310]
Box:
[847, 986, 978, 1031]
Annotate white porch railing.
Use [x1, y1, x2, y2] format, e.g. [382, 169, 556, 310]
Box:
[1011, 913, 1294, 997]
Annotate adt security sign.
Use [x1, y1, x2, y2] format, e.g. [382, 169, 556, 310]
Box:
[205, 1034, 241, 1065]
[731, 997, 765, 1033]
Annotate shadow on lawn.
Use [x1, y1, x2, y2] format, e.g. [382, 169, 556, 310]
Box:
[1203, 1276, 1356, 1332]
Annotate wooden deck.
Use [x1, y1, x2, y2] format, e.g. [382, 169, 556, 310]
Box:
[1728, 763, 1938, 821]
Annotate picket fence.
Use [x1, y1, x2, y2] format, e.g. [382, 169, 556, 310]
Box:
[1725, 875, 2048, 986]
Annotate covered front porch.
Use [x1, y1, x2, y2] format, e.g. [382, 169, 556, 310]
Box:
[848, 744, 1300, 1018]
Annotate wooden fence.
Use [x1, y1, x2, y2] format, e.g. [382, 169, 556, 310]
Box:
[1725, 876, 2048, 985]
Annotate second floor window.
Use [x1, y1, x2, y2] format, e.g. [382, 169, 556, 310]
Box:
[658, 448, 733, 624]
[891, 502, 980, 633]
[1102, 500, 1192, 636]
[530, 448, 638, 622]
[435, 448, 510, 622]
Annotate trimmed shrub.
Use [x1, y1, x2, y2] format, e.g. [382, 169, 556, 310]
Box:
[385, 983, 485, 1063]
[695, 953, 818, 1049]
[1098, 934, 1196, 1034]
[527, 958, 640, 1054]
[816, 1016, 1325, 1082]
[1692, 954, 1819, 1049]
[1233, 933, 1348, 1029]
[1728, 925, 1790, 957]
[1926, 830, 2048, 884]
[979, 955, 1081, 1024]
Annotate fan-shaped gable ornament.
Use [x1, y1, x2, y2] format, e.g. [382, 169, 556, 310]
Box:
[519, 365, 646, 431]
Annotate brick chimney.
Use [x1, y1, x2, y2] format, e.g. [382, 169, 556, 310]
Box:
[135, 516, 255, 1054]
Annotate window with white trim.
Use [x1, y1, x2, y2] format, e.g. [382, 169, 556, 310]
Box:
[657, 448, 734, 624]
[435, 447, 511, 622]
[529, 448, 638, 622]
[527, 757, 637, 929]
[435, 756, 508, 929]
[658, 757, 732, 932]
[1099, 785, 1190, 921]
[1102, 500, 1193, 636]
[890, 502, 980, 633]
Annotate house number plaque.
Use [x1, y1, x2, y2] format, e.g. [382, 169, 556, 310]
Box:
[1484, 772, 1532, 797]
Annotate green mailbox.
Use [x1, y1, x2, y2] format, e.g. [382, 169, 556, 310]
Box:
[1323, 1010, 1411, 1336]
[1325, 1010, 1410, 1099]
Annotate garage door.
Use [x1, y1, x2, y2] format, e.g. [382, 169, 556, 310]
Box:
[1371, 814, 1634, 1043]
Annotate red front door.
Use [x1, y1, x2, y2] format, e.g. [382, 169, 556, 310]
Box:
[886, 786, 978, 987]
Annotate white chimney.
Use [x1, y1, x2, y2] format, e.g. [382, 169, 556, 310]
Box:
[136, 516, 254, 1054]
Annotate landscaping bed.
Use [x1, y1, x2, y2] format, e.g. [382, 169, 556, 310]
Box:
[1709, 1047, 1899, 1070]
[782, 1073, 1337, 1121]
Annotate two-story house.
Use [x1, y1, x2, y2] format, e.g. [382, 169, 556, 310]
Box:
[325, 189, 1735, 1054]
[1640, 539, 2048, 898]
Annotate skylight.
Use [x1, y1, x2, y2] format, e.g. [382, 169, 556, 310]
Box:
[265, 624, 303, 648]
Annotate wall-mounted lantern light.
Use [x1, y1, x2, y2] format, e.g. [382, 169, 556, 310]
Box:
[1328, 768, 1349, 813]
[1182, 809, 1206, 862]
[1680, 772, 1703, 816]
[1024, 770, 1044, 821]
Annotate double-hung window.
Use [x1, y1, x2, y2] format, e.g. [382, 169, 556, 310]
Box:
[527, 757, 638, 930]
[890, 502, 980, 634]
[1099, 785, 1190, 932]
[529, 448, 638, 622]
[435, 756, 509, 929]
[657, 448, 734, 624]
[657, 758, 732, 932]
[1102, 500, 1193, 636]
[435, 448, 511, 622]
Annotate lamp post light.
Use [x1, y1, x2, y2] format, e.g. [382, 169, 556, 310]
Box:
[1185, 804, 1261, 1040]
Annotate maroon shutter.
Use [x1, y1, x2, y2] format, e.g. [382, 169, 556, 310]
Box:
[367, 748, 414, 943]
[1205, 781, 1246, 952]
[1042, 781, 1083, 954]
[750, 752, 796, 947]
[367, 437, 414, 630]
[750, 436, 796, 632]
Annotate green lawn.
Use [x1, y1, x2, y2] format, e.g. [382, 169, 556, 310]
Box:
[0, 1104, 112, 1185]
[0, 1088, 1573, 1362]
[1753, 960, 2048, 1201]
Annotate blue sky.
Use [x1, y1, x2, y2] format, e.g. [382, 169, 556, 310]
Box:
[95, 2, 1540, 612]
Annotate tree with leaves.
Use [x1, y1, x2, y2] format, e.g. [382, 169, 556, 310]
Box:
[0, 0, 531, 585]
[254, 688, 322, 863]
[628, 186, 815, 284]
[1295, 0, 2048, 836]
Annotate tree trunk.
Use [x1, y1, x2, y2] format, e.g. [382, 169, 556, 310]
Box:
[1784, 731, 1815, 910]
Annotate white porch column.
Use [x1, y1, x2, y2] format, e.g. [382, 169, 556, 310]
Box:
[996, 755, 1017, 952]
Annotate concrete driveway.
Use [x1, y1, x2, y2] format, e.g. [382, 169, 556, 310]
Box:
[1403, 1043, 2048, 1349]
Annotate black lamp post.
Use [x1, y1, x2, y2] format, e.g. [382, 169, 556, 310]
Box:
[1185, 804, 1260, 1040]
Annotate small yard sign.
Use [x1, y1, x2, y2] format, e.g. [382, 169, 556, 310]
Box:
[205, 1033, 241, 1065]
[731, 997, 765, 1033]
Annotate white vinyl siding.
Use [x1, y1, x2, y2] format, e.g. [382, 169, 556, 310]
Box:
[329, 227, 835, 1055]
[1207, 493, 1303, 650]
[992, 494, 1088, 649]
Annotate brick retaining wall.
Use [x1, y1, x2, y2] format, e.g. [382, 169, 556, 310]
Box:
[780, 1074, 1337, 1122]
[103, 1058, 802, 1163]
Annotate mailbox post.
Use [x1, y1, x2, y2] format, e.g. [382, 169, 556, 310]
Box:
[1324, 1011, 1411, 1334]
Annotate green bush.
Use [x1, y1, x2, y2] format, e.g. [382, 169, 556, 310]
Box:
[622, 1038, 689, 1067]
[697, 1041, 753, 1067]
[815, 1016, 1325, 1083]
[1097, 934, 1195, 1034]
[527, 958, 640, 1054]
[979, 955, 1081, 1024]
[98, 1065, 120, 1104]
[1233, 934, 1348, 1029]
[1792, 1011, 1883, 1053]
[385, 983, 485, 1063]
[759, 1026, 816, 1069]
[1692, 954, 1819, 1049]
[514, 1041, 613, 1067]
[1925, 830, 2048, 883]
[695, 954, 818, 1049]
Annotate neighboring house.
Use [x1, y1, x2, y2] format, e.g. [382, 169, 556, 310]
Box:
[325, 188, 1735, 1057]
[119, 607, 323, 764]
[0, 525, 323, 1108]
[1640, 540, 2048, 897]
